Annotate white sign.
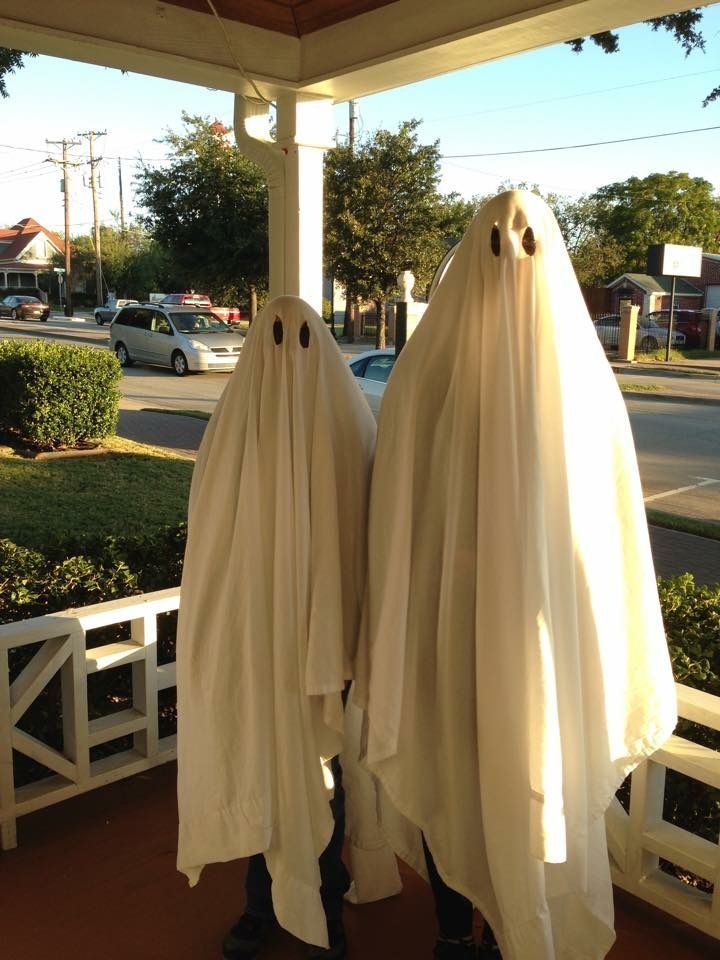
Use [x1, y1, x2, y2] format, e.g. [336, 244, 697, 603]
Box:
[648, 243, 702, 278]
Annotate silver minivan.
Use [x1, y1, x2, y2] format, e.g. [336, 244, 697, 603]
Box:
[110, 304, 243, 376]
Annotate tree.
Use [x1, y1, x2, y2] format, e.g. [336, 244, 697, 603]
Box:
[589, 172, 720, 275]
[325, 120, 457, 348]
[547, 194, 625, 287]
[135, 113, 268, 312]
[0, 48, 35, 98]
[59, 223, 177, 301]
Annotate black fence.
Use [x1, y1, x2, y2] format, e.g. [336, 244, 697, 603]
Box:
[592, 310, 720, 355]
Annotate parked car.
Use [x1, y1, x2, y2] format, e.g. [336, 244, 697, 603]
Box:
[594, 314, 686, 352]
[94, 298, 138, 325]
[110, 303, 244, 376]
[348, 348, 396, 415]
[644, 310, 708, 349]
[159, 293, 241, 324]
[0, 295, 50, 321]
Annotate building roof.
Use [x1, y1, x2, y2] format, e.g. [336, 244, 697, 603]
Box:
[608, 273, 703, 297]
[0, 218, 65, 264]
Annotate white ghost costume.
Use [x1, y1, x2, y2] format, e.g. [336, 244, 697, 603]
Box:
[354, 191, 677, 960]
[176, 296, 376, 948]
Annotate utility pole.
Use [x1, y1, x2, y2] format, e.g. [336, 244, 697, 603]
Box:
[118, 158, 126, 233]
[46, 138, 80, 317]
[344, 100, 359, 341]
[79, 130, 107, 307]
[349, 99, 358, 149]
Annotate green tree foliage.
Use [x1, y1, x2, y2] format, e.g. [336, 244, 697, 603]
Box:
[548, 194, 625, 287]
[62, 223, 177, 301]
[0, 48, 35, 98]
[325, 120, 464, 347]
[134, 113, 268, 308]
[590, 172, 720, 274]
[568, 10, 720, 105]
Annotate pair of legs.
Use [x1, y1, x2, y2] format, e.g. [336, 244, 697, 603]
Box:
[223, 757, 349, 959]
[423, 837, 499, 959]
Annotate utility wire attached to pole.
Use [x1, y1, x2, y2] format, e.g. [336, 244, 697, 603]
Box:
[78, 130, 107, 307]
[46, 138, 81, 317]
[118, 158, 126, 233]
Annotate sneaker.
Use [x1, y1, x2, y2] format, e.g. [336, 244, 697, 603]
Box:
[222, 913, 276, 959]
[433, 938, 477, 959]
[307, 930, 347, 959]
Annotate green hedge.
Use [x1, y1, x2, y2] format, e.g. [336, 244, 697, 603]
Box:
[0, 340, 121, 448]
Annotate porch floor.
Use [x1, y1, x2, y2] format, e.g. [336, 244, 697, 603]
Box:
[1, 764, 716, 960]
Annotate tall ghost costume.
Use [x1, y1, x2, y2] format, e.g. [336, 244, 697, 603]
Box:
[354, 191, 677, 960]
[176, 296, 376, 948]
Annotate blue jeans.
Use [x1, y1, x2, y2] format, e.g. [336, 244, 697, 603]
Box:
[245, 756, 349, 940]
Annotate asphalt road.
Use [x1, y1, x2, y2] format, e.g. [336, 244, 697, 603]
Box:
[2, 315, 719, 522]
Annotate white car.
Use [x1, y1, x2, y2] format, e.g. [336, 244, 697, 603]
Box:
[94, 298, 138, 325]
[594, 314, 686, 352]
[348, 348, 396, 416]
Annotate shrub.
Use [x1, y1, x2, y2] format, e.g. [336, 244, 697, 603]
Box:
[0, 340, 121, 448]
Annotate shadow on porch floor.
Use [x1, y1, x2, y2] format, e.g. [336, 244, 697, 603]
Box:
[1, 763, 716, 960]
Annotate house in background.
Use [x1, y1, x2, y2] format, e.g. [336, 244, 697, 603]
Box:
[607, 252, 720, 315]
[606, 272, 704, 315]
[0, 218, 65, 292]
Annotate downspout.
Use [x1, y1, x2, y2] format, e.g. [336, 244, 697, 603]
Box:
[234, 94, 285, 302]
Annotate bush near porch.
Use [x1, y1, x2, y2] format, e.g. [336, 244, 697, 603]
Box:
[0, 340, 121, 448]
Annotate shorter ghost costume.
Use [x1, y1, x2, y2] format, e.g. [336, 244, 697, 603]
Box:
[355, 191, 677, 960]
[177, 296, 376, 948]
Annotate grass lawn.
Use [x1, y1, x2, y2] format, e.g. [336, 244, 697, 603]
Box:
[646, 509, 720, 543]
[0, 436, 193, 550]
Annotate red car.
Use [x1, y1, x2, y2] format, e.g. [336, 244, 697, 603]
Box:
[0, 295, 50, 321]
[160, 293, 241, 324]
[644, 309, 709, 348]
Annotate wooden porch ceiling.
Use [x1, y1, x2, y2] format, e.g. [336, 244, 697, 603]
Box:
[163, 0, 399, 37]
[1, 1, 716, 102]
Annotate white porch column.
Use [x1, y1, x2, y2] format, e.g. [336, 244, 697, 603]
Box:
[234, 91, 334, 316]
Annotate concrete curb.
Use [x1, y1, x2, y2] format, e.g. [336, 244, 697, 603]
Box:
[620, 389, 720, 408]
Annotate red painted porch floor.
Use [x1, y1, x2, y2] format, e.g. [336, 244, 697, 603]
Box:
[1, 763, 716, 960]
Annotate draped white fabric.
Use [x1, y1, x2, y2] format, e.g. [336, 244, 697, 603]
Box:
[176, 296, 376, 948]
[354, 191, 677, 960]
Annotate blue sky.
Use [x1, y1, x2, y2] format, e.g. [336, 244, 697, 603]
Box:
[2, 6, 720, 237]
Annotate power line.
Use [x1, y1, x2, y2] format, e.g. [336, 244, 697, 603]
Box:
[0, 141, 169, 163]
[442, 123, 720, 159]
[423, 67, 720, 125]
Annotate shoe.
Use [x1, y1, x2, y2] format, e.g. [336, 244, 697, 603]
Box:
[478, 923, 501, 958]
[433, 938, 477, 959]
[307, 930, 347, 959]
[478, 946, 501, 959]
[222, 913, 276, 959]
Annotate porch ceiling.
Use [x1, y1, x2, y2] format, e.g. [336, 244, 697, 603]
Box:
[0, 0, 715, 102]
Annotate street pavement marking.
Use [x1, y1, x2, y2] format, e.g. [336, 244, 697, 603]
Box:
[644, 477, 720, 503]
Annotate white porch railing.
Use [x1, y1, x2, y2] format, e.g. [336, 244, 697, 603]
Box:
[0, 588, 179, 852]
[608, 683, 720, 940]
[0, 590, 718, 942]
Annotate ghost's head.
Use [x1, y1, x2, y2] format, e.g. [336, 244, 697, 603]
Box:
[260, 295, 326, 362]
